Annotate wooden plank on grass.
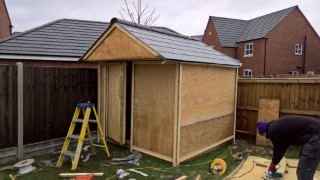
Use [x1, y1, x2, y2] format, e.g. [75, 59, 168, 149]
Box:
[256, 98, 280, 147]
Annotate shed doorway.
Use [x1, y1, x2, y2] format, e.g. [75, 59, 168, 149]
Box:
[106, 62, 132, 145]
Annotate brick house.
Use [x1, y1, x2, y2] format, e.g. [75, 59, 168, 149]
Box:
[0, 0, 12, 40]
[202, 6, 320, 76]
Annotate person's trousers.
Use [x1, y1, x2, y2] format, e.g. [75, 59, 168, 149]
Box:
[297, 133, 320, 180]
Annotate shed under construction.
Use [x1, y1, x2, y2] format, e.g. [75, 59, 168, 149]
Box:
[82, 18, 241, 166]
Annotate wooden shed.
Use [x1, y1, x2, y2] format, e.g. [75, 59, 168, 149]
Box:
[82, 18, 241, 166]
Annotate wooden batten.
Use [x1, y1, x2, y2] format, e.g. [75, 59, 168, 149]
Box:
[132, 146, 173, 162]
[233, 68, 239, 143]
[82, 24, 161, 62]
[173, 63, 181, 166]
[98, 63, 107, 137]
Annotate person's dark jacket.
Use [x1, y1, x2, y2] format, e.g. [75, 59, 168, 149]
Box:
[266, 116, 320, 165]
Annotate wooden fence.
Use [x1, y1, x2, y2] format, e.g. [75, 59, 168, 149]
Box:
[236, 78, 320, 135]
[0, 65, 97, 149]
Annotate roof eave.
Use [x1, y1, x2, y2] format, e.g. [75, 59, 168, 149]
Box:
[0, 54, 79, 61]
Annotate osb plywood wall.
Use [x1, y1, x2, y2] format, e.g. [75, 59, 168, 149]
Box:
[179, 64, 236, 158]
[132, 63, 176, 159]
[86, 27, 156, 61]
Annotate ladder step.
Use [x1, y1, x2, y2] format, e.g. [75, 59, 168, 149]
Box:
[92, 144, 106, 148]
[73, 119, 97, 123]
[68, 135, 80, 140]
[63, 151, 75, 157]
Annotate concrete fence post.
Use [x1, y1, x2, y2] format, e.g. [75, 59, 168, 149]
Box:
[16, 62, 24, 161]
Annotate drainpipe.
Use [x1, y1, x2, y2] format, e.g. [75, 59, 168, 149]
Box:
[263, 39, 268, 76]
[303, 35, 307, 74]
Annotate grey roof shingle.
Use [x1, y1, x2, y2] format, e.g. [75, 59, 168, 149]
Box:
[0, 19, 109, 60]
[211, 17, 248, 47]
[211, 6, 297, 47]
[238, 6, 296, 42]
[110, 18, 241, 67]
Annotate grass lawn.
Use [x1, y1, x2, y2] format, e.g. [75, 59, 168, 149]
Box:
[0, 139, 302, 180]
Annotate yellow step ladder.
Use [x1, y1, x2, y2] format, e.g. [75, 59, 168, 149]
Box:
[56, 103, 110, 170]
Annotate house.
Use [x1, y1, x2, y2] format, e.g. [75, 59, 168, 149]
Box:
[202, 6, 320, 76]
[0, 0, 12, 40]
[0, 18, 108, 68]
[82, 18, 241, 166]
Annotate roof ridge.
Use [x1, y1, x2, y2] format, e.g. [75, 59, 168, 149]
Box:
[0, 19, 65, 44]
[235, 5, 297, 42]
[249, 5, 297, 21]
[110, 17, 198, 41]
[59, 18, 109, 24]
[210, 16, 248, 22]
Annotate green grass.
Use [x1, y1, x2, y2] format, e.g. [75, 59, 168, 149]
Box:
[0, 140, 302, 180]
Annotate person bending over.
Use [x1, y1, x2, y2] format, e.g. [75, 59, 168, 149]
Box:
[257, 116, 320, 180]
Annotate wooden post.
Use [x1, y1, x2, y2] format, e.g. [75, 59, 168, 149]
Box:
[233, 68, 238, 144]
[16, 62, 24, 161]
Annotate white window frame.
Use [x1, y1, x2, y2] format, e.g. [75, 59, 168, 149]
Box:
[289, 71, 299, 75]
[295, 44, 303, 55]
[243, 69, 252, 77]
[244, 43, 253, 57]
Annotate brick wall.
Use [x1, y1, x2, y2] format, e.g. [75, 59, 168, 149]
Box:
[202, 19, 236, 58]
[0, 0, 12, 40]
[202, 8, 320, 76]
[237, 39, 266, 76]
[265, 8, 320, 75]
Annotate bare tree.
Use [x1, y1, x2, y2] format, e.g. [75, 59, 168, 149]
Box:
[119, 0, 160, 26]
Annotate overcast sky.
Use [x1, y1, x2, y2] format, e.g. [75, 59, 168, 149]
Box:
[5, 0, 320, 36]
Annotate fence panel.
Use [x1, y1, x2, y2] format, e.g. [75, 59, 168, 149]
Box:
[0, 65, 17, 149]
[237, 78, 320, 135]
[0, 65, 97, 149]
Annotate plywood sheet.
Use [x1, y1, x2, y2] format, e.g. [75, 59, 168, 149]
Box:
[132, 63, 176, 157]
[86, 27, 158, 61]
[283, 159, 320, 180]
[180, 114, 234, 157]
[180, 64, 236, 127]
[229, 156, 286, 180]
[256, 98, 280, 146]
[107, 63, 126, 144]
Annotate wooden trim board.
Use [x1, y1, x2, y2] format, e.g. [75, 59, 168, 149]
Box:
[178, 136, 233, 163]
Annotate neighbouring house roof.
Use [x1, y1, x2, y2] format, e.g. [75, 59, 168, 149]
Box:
[210, 17, 248, 47]
[0, 19, 109, 61]
[191, 35, 203, 41]
[211, 6, 297, 47]
[84, 18, 241, 67]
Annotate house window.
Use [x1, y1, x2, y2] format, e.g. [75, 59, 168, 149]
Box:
[295, 44, 303, 55]
[289, 71, 299, 75]
[243, 69, 252, 77]
[244, 43, 253, 56]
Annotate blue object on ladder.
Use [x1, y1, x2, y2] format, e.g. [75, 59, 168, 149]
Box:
[77, 103, 95, 108]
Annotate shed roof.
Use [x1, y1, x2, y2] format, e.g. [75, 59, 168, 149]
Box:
[0, 19, 109, 60]
[211, 6, 296, 47]
[84, 18, 241, 67]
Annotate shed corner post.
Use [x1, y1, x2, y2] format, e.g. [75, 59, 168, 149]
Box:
[130, 62, 135, 152]
[16, 62, 24, 161]
[173, 63, 182, 166]
[233, 68, 239, 144]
